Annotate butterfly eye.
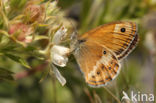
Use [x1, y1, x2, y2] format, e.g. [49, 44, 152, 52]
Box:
[78, 39, 86, 44]
[120, 28, 126, 32]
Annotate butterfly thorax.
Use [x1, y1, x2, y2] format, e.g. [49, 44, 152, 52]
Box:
[70, 39, 87, 55]
[70, 32, 87, 54]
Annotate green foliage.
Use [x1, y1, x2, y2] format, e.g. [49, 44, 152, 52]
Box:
[79, 0, 150, 33]
[0, 67, 14, 81]
[10, 0, 27, 9]
[4, 53, 31, 69]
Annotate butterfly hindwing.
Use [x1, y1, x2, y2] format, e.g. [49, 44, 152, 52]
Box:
[73, 41, 121, 87]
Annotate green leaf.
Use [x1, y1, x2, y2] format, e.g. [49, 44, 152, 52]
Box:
[10, 0, 27, 9]
[0, 43, 17, 52]
[39, 67, 50, 83]
[4, 53, 31, 69]
[0, 67, 14, 81]
[34, 35, 49, 41]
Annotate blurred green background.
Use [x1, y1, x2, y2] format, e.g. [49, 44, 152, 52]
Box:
[0, 0, 156, 103]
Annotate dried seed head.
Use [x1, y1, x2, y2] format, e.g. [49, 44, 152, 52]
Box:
[24, 3, 45, 23]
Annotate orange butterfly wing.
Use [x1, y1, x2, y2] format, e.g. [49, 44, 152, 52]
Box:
[79, 22, 138, 60]
[71, 21, 138, 87]
[73, 40, 121, 87]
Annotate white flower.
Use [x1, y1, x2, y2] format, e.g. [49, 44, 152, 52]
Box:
[50, 25, 70, 86]
[51, 45, 70, 67]
[52, 26, 67, 44]
[51, 26, 69, 67]
[50, 45, 69, 86]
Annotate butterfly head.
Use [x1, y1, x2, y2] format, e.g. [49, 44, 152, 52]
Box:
[70, 32, 87, 53]
[70, 32, 79, 52]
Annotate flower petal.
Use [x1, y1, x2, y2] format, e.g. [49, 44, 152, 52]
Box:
[51, 45, 70, 56]
[51, 64, 66, 86]
[51, 53, 68, 67]
[52, 26, 67, 44]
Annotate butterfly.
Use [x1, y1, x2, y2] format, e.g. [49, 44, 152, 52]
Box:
[70, 21, 138, 87]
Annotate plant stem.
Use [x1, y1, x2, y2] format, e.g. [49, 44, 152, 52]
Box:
[84, 88, 94, 103]
[103, 87, 121, 103]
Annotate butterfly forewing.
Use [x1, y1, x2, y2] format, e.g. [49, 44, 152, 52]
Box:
[73, 41, 121, 87]
[79, 22, 138, 60]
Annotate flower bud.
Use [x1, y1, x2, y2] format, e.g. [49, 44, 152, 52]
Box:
[8, 23, 33, 43]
